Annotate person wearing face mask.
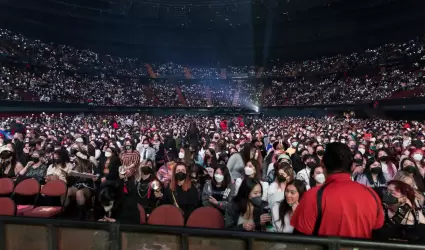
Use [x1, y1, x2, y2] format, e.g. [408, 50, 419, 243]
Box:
[119, 140, 140, 179]
[0, 145, 23, 178]
[225, 178, 271, 231]
[356, 160, 391, 198]
[265, 151, 291, 183]
[375, 180, 425, 242]
[137, 138, 155, 164]
[411, 149, 425, 174]
[162, 163, 199, 220]
[202, 164, 235, 213]
[126, 160, 163, 215]
[267, 163, 294, 208]
[271, 180, 306, 233]
[296, 154, 318, 188]
[98, 147, 121, 184]
[235, 160, 269, 202]
[46, 149, 73, 183]
[285, 138, 298, 156]
[308, 164, 326, 190]
[17, 150, 48, 184]
[399, 158, 425, 194]
[377, 149, 396, 179]
[351, 152, 365, 181]
[393, 171, 425, 211]
[314, 145, 325, 162]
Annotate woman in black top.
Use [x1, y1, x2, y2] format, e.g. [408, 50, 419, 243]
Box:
[0, 145, 24, 178]
[126, 161, 163, 214]
[98, 147, 121, 183]
[162, 162, 199, 220]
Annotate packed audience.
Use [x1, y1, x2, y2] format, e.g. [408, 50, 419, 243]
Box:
[1, 28, 425, 107]
[1, 114, 425, 243]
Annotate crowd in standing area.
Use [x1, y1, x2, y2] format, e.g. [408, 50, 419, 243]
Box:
[2, 114, 425, 243]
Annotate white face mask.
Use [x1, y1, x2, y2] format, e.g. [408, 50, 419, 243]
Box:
[104, 152, 112, 158]
[178, 152, 185, 159]
[358, 148, 366, 155]
[413, 154, 423, 162]
[314, 173, 326, 184]
[143, 144, 148, 149]
[214, 174, 224, 183]
[244, 167, 254, 176]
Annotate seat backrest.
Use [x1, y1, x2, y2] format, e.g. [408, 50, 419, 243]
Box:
[137, 204, 147, 224]
[13, 178, 40, 196]
[0, 178, 14, 196]
[0, 197, 16, 216]
[41, 180, 67, 197]
[186, 207, 224, 229]
[147, 205, 184, 227]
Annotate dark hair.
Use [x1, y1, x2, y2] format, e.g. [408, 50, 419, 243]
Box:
[323, 142, 353, 174]
[278, 180, 306, 230]
[53, 149, 69, 169]
[204, 148, 217, 169]
[364, 159, 387, 185]
[400, 158, 425, 192]
[240, 143, 252, 165]
[212, 164, 231, 188]
[387, 180, 416, 206]
[309, 164, 325, 188]
[232, 177, 262, 215]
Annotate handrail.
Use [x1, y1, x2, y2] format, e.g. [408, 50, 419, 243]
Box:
[1, 216, 425, 250]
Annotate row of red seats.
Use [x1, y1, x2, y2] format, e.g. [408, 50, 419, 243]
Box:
[0, 178, 67, 217]
[0, 178, 225, 229]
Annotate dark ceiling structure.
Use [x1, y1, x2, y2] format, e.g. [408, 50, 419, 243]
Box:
[0, 0, 424, 65]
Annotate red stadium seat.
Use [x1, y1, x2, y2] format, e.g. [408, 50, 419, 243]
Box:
[186, 207, 224, 229]
[147, 205, 184, 227]
[12, 178, 40, 216]
[0, 178, 14, 196]
[23, 180, 67, 218]
[0, 197, 16, 216]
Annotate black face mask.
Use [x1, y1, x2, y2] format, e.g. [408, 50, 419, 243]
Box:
[175, 172, 187, 181]
[404, 165, 416, 174]
[125, 145, 132, 150]
[316, 150, 325, 156]
[277, 175, 286, 183]
[370, 167, 382, 175]
[141, 166, 152, 175]
[31, 157, 40, 163]
[307, 162, 318, 169]
[379, 155, 390, 162]
[54, 158, 61, 164]
[382, 191, 399, 205]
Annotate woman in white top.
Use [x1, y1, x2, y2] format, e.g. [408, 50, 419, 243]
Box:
[271, 179, 306, 233]
[235, 159, 268, 201]
[267, 162, 294, 208]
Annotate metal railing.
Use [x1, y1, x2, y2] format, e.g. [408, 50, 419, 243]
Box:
[1, 216, 425, 250]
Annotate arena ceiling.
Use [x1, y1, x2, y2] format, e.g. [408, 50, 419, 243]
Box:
[0, 0, 424, 64]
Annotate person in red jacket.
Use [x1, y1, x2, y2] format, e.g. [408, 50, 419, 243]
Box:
[220, 119, 228, 131]
[291, 143, 384, 239]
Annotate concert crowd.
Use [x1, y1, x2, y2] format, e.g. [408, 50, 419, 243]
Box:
[1, 114, 425, 243]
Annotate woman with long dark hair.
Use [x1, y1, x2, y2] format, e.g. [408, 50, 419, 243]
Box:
[356, 159, 390, 198]
[202, 164, 235, 213]
[46, 149, 73, 183]
[399, 158, 425, 193]
[162, 162, 199, 220]
[271, 180, 306, 233]
[225, 178, 271, 231]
